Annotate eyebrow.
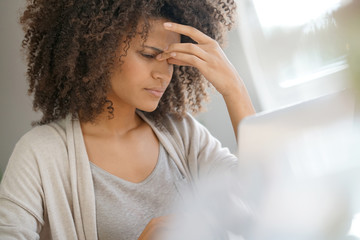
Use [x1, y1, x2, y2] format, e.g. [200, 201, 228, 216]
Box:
[143, 45, 164, 54]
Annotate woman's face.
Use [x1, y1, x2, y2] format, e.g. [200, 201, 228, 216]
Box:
[108, 19, 180, 112]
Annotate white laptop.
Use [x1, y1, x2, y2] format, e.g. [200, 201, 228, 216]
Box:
[236, 89, 360, 240]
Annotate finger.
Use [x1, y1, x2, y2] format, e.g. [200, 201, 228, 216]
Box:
[157, 43, 208, 61]
[163, 22, 212, 44]
[138, 216, 177, 240]
[166, 52, 206, 69]
[167, 58, 192, 67]
[156, 52, 177, 61]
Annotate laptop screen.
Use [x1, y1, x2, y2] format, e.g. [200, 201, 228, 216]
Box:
[236, 89, 360, 239]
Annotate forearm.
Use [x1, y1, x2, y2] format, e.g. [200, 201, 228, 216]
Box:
[223, 78, 255, 140]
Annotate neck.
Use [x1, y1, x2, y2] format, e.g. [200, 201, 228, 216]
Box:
[80, 97, 143, 137]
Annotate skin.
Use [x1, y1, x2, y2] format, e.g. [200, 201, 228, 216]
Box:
[81, 18, 255, 240]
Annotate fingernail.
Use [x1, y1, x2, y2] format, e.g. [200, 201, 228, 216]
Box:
[164, 22, 172, 28]
[170, 52, 176, 57]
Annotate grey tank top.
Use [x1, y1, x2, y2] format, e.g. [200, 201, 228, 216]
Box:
[90, 143, 187, 240]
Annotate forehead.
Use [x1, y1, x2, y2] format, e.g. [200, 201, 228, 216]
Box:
[136, 19, 180, 48]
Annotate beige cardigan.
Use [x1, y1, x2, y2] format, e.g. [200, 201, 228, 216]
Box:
[0, 112, 237, 239]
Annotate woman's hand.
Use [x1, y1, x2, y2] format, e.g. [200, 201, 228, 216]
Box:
[138, 216, 175, 240]
[156, 22, 240, 97]
[157, 22, 255, 138]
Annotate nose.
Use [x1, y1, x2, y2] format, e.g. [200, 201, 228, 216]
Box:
[151, 60, 173, 86]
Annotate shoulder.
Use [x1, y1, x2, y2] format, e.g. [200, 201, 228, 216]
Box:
[3, 118, 70, 187]
[139, 111, 210, 152]
[162, 114, 238, 178]
[2, 117, 70, 191]
[164, 113, 215, 148]
[9, 118, 69, 168]
[139, 111, 211, 143]
[159, 113, 208, 136]
[17, 118, 67, 151]
[150, 112, 216, 151]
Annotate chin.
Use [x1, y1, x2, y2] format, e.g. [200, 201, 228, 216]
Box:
[137, 102, 160, 113]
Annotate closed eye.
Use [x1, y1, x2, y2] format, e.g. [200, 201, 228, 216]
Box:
[141, 53, 156, 59]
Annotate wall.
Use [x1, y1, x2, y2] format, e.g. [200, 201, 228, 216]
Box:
[0, 0, 41, 176]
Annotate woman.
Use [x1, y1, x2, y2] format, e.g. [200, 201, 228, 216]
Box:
[0, 0, 254, 239]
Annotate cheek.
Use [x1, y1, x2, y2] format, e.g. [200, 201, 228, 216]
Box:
[119, 56, 137, 75]
[111, 59, 140, 85]
[121, 55, 151, 79]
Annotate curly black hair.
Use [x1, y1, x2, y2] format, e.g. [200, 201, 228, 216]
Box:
[20, 0, 237, 125]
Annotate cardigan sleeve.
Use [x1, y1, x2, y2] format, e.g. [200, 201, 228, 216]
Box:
[0, 132, 45, 240]
[0, 121, 74, 240]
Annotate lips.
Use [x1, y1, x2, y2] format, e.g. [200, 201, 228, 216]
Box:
[145, 88, 166, 98]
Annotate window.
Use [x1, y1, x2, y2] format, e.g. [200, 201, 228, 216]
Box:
[236, 0, 352, 110]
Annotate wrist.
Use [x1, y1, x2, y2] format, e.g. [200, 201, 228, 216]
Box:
[221, 82, 245, 99]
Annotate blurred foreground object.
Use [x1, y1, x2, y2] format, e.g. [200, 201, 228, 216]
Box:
[164, 89, 359, 240]
[236, 89, 360, 240]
